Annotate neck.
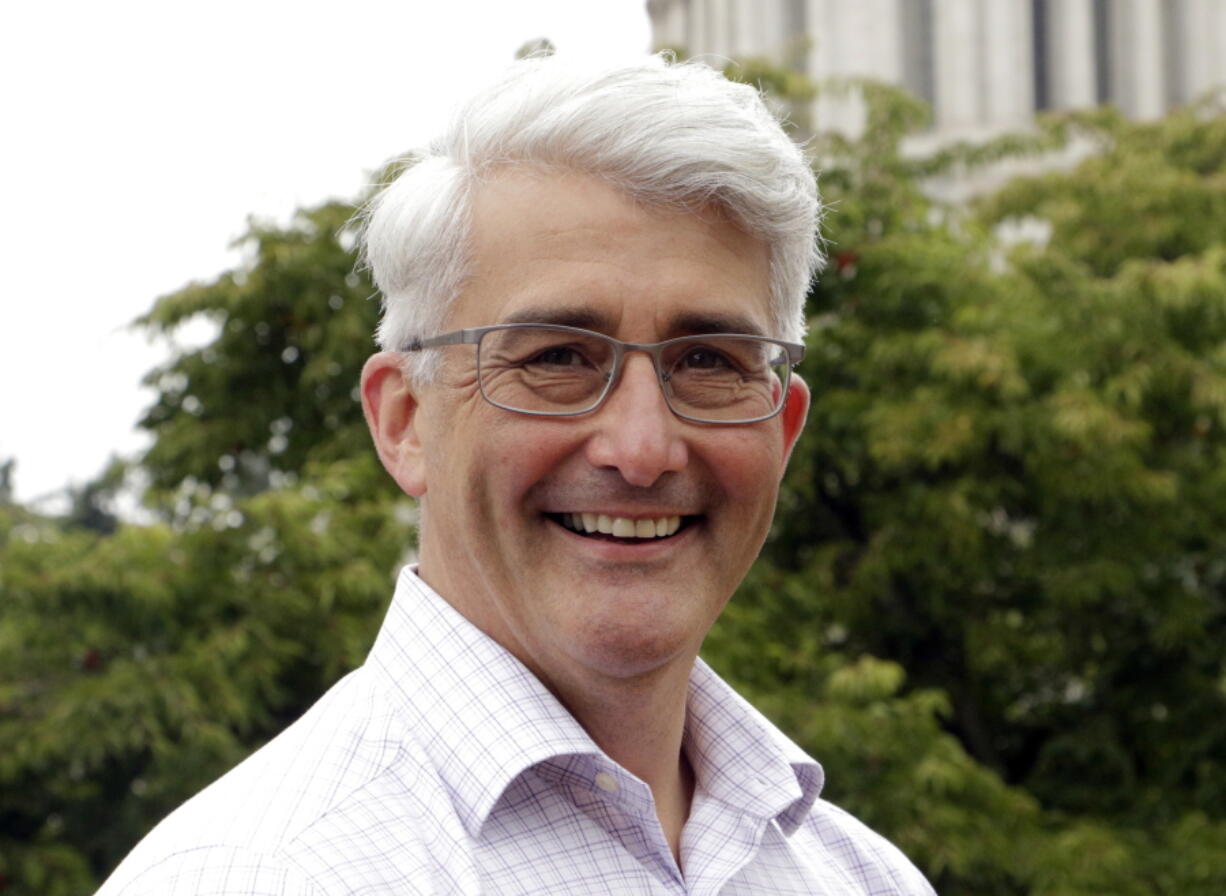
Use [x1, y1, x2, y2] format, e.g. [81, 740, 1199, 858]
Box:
[550, 658, 698, 867]
[413, 551, 700, 865]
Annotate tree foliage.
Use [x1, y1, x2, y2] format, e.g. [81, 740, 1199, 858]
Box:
[0, 202, 413, 894]
[3, 69, 1226, 895]
[135, 201, 378, 502]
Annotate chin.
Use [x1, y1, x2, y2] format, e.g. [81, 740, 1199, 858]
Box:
[564, 614, 705, 681]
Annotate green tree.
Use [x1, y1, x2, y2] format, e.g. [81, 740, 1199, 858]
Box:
[0, 202, 414, 894]
[0, 464, 413, 895]
[135, 201, 379, 504]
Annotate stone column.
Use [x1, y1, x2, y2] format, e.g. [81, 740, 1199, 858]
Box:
[754, 0, 784, 58]
[806, 0, 904, 81]
[716, 0, 736, 59]
[806, 0, 850, 133]
[690, 0, 709, 58]
[805, 0, 906, 134]
[667, 0, 689, 53]
[868, 0, 906, 82]
[1173, 0, 1209, 102]
[982, 0, 1033, 127]
[1208, 0, 1226, 97]
[1111, 0, 1166, 118]
[702, 0, 726, 59]
[1048, 0, 1097, 109]
[932, 0, 983, 129]
[728, 0, 783, 58]
[646, 0, 689, 52]
[734, 0, 756, 56]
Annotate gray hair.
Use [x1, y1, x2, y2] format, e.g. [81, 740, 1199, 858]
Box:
[359, 53, 822, 382]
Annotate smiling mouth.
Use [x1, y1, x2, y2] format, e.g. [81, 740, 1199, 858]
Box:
[547, 512, 695, 542]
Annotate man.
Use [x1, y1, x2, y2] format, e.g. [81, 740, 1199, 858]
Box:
[99, 55, 935, 894]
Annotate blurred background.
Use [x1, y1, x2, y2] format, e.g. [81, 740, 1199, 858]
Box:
[3, 1, 1226, 894]
[0, 0, 651, 511]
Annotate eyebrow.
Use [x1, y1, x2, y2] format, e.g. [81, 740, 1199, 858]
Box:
[669, 311, 766, 338]
[500, 306, 767, 338]
[502, 307, 609, 330]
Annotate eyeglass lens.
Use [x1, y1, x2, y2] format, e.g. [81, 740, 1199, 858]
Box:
[476, 326, 789, 422]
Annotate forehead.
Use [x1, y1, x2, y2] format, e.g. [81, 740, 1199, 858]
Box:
[448, 169, 773, 338]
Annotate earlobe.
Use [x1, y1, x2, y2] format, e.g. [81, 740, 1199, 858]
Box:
[778, 376, 810, 471]
[361, 352, 428, 497]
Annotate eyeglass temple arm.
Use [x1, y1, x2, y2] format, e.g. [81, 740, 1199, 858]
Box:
[403, 328, 489, 352]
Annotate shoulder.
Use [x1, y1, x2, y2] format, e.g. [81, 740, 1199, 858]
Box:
[95, 844, 325, 896]
[797, 798, 937, 896]
[96, 668, 462, 895]
[98, 838, 450, 896]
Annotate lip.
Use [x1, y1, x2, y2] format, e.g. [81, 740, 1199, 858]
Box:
[542, 508, 696, 519]
[547, 513, 701, 562]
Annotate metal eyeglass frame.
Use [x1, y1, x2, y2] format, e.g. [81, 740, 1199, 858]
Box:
[402, 323, 806, 425]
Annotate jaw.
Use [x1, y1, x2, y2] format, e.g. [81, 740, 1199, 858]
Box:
[418, 507, 758, 705]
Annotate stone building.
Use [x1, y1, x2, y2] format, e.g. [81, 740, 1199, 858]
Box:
[647, 0, 1226, 140]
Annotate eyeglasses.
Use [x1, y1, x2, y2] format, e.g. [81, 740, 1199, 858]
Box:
[402, 323, 805, 424]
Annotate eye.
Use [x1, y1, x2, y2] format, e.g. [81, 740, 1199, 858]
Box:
[678, 346, 735, 370]
[526, 345, 591, 367]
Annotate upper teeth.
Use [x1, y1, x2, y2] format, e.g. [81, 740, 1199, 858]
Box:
[561, 513, 683, 538]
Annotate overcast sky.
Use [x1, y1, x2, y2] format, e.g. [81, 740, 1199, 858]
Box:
[1, 0, 652, 507]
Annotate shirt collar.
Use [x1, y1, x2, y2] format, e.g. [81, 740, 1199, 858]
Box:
[368, 566, 823, 838]
[685, 659, 825, 835]
[368, 567, 598, 837]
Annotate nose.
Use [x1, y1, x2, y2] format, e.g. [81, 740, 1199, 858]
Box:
[583, 353, 689, 487]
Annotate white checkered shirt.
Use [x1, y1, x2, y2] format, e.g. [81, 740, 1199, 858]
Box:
[98, 567, 935, 895]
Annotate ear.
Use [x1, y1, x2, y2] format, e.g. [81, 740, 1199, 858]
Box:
[778, 375, 810, 472]
[361, 352, 428, 497]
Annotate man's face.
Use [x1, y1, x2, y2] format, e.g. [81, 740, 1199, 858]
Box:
[377, 170, 808, 692]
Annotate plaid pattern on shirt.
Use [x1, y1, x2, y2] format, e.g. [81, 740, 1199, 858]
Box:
[98, 567, 936, 895]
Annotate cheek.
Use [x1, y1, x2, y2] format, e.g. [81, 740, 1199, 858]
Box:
[705, 431, 787, 548]
[711, 428, 785, 491]
[468, 421, 580, 507]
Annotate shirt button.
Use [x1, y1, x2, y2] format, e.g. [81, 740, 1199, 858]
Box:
[594, 772, 619, 793]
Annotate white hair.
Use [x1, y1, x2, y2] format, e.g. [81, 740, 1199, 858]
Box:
[359, 53, 822, 382]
